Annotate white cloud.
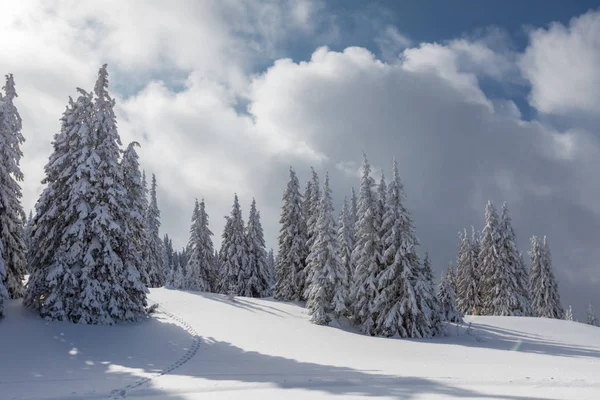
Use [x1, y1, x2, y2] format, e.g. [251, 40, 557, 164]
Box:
[520, 10, 600, 116]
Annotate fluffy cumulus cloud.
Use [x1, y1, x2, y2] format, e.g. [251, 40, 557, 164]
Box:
[1, 2, 600, 315]
[520, 10, 600, 116]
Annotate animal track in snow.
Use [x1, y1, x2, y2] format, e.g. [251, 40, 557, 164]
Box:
[109, 304, 201, 398]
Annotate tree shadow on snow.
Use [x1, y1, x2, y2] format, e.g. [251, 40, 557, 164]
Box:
[429, 319, 600, 360]
[0, 300, 195, 400]
[1, 299, 554, 400]
[165, 288, 302, 319]
[131, 336, 554, 400]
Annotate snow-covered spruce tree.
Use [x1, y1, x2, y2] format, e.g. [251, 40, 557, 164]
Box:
[421, 252, 442, 335]
[219, 194, 250, 296]
[145, 174, 163, 287]
[375, 170, 387, 274]
[24, 90, 93, 311]
[478, 201, 503, 315]
[337, 198, 354, 307]
[274, 167, 308, 301]
[306, 173, 347, 324]
[372, 160, 430, 338]
[376, 171, 387, 225]
[80, 65, 147, 323]
[0, 74, 27, 299]
[217, 216, 232, 293]
[446, 263, 458, 300]
[350, 154, 383, 334]
[24, 210, 34, 263]
[455, 230, 479, 315]
[136, 170, 150, 286]
[303, 168, 320, 297]
[438, 266, 462, 323]
[168, 248, 186, 290]
[564, 305, 573, 321]
[0, 238, 8, 317]
[528, 236, 543, 316]
[586, 303, 597, 326]
[480, 202, 527, 316]
[186, 199, 214, 292]
[120, 142, 151, 290]
[36, 65, 146, 323]
[470, 227, 482, 313]
[350, 187, 358, 227]
[246, 199, 270, 297]
[267, 248, 276, 292]
[211, 248, 220, 291]
[541, 237, 563, 319]
[162, 234, 174, 282]
[304, 168, 320, 249]
[529, 236, 563, 319]
[499, 203, 531, 316]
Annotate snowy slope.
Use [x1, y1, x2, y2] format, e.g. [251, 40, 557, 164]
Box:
[2, 288, 600, 400]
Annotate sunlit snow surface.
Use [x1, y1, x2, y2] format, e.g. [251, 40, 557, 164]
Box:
[1, 288, 600, 399]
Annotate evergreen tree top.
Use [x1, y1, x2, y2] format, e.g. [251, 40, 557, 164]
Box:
[378, 170, 387, 196]
[3, 74, 17, 100]
[94, 64, 111, 101]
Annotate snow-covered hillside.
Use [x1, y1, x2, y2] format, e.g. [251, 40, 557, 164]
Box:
[2, 288, 600, 400]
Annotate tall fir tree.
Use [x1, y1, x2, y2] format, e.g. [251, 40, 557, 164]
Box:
[29, 65, 147, 323]
[275, 167, 308, 301]
[138, 170, 150, 286]
[438, 265, 462, 323]
[267, 248, 276, 294]
[219, 194, 249, 296]
[118, 141, 149, 312]
[218, 216, 232, 293]
[23, 210, 34, 263]
[186, 199, 214, 292]
[376, 171, 387, 224]
[455, 230, 480, 315]
[586, 303, 597, 326]
[80, 64, 147, 323]
[303, 168, 321, 297]
[25, 90, 94, 311]
[446, 263, 458, 299]
[350, 187, 358, 228]
[541, 237, 563, 319]
[372, 160, 431, 337]
[337, 197, 354, 307]
[120, 142, 150, 289]
[350, 154, 382, 334]
[145, 174, 163, 287]
[529, 236, 563, 319]
[0, 74, 27, 299]
[479, 202, 527, 316]
[306, 173, 347, 324]
[162, 234, 174, 281]
[211, 248, 220, 291]
[478, 201, 503, 315]
[499, 203, 531, 316]
[420, 252, 442, 335]
[246, 199, 270, 297]
[470, 227, 482, 314]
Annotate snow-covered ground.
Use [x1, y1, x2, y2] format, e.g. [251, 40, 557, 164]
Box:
[2, 288, 600, 400]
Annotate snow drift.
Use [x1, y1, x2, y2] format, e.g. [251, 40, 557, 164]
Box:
[1, 288, 600, 399]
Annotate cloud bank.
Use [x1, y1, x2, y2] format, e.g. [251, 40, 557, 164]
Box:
[1, 1, 599, 317]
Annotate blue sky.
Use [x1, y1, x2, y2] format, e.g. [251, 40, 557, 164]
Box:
[281, 0, 600, 121]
